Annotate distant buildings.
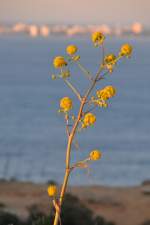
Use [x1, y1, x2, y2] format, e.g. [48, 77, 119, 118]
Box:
[0, 22, 148, 38]
[131, 22, 143, 34]
[28, 25, 39, 37]
[12, 23, 27, 33]
[40, 26, 50, 37]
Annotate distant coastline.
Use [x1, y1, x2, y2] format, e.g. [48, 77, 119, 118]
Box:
[0, 22, 149, 38]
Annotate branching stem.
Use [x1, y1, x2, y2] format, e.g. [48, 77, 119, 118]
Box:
[76, 61, 93, 81]
[53, 63, 104, 225]
[63, 79, 82, 101]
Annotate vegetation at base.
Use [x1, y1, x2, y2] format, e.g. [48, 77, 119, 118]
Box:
[141, 221, 150, 225]
[0, 211, 20, 225]
[0, 194, 115, 225]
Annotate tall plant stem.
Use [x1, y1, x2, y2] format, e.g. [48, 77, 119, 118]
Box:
[53, 98, 86, 225]
[53, 64, 103, 225]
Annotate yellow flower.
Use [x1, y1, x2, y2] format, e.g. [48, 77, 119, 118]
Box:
[60, 97, 73, 112]
[91, 32, 105, 46]
[104, 54, 117, 72]
[53, 56, 67, 68]
[90, 150, 102, 160]
[104, 54, 116, 65]
[47, 184, 57, 197]
[96, 86, 116, 100]
[83, 113, 96, 127]
[105, 85, 116, 97]
[119, 43, 133, 57]
[92, 98, 108, 108]
[66, 45, 78, 55]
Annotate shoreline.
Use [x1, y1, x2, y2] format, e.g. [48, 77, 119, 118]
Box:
[0, 180, 150, 225]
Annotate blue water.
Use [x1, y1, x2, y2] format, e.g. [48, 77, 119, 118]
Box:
[0, 35, 150, 186]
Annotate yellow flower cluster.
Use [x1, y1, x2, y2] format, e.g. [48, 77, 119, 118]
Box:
[104, 54, 117, 73]
[82, 113, 96, 128]
[90, 150, 102, 160]
[91, 98, 108, 108]
[53, 56, 67, 68]
[66, 45, 78, 55]
[91, 31, 105, 46]
[47, 184, 57, 197]
[96, 86, 116, 101]
[60, 97, 73, 112]
[119, 43, 133, 57]
[104, 54, 116, 65]
[66, 45, 80, 62]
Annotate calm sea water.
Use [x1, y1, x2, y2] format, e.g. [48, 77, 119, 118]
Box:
[0, 35, 150, 186]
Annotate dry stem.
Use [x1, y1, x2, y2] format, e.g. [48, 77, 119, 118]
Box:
[53, 65, 103, 225]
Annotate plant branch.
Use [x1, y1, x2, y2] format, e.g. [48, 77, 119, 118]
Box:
[84, 105, 97, 115]
[102, 43, 105, 64]
[70, 157, 90, 171]
[53, 62, 104, 225]
[84, 64, 103, 99]
[65, 114, 70, 137]
[76, 61, 93, 81]
[63, 79, 82, 102]
[96, 70, 109, 81]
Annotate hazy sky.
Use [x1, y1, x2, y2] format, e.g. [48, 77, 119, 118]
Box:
[0, 0, 150, 25]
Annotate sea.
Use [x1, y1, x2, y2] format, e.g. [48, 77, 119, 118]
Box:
[0, 34, 150, 186]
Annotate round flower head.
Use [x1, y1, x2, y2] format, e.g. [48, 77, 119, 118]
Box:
[119, 43, 133, 57]
[91, 32, 105, 46]
[83, 113, 96, 127]
[90, 150, 102, 160]
[53, 56, 67, 68]
[97, 86, 116, 101]
[60, 97, 73, 112]
[105, 85, 116, 98]
[104, 54, 116, 65]
[47, 184, 57, 197]
[66, 45, 78, 55]
[96, 89, 108, 101]
[104, 54, 117, 72]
